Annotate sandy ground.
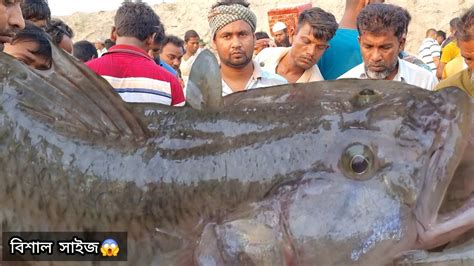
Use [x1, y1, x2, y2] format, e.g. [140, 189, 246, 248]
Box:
[61, 0, 474, 55]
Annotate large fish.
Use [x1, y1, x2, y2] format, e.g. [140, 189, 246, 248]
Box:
[0, 46, 472, 265]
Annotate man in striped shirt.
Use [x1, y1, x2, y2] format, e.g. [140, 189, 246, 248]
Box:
[86, 2, 185, 106]
[417, 28, 441, 74]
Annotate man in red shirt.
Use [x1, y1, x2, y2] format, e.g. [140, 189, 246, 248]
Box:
[86, 2, 185, 106]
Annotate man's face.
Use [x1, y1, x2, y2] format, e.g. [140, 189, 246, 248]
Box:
[148, 42, 161, 59]
[212, 20, 254, 69]
[160, 42, 184, 72]
[94, 41, 104, 50]
[359, 30, 403, 80]
[185, 37, 199, 55]
[0, 0, 25, 45]
[436, 35, 445, 45]
[459, 39, 474, 72]
[274, 29, 289, 47]
[59, 35, 73, 54]
[289, 23, 329, 70]
[4, 40, 50, 70]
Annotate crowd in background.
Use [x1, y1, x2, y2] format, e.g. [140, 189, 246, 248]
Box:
[0, 0, 473, 107]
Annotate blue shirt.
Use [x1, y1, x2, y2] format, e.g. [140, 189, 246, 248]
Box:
[154, 58, 178, 76]
[317, 28, 362, 80]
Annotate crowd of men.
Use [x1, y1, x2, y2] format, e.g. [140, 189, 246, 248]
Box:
[0, 0, 473, 107]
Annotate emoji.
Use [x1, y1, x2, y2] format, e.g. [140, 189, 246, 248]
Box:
[100, 239, 119, 257]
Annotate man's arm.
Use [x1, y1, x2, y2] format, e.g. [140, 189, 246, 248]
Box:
[436, 62, 446, 80]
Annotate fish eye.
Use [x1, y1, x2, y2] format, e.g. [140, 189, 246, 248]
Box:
[350, 155, 369, 174]
[340, 144, 375, 180]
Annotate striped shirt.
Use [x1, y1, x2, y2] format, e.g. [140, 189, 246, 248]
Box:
[417, 38, 441, 74]
[86, 44, 185, 106]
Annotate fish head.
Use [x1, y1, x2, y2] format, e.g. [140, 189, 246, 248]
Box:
[196, 81, 471, 265]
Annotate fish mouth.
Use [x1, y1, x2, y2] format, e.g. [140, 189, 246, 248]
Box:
[413, 88, 472, 249]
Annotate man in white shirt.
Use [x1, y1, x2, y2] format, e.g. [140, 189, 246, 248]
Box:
[338, 4, 438, 90]
[255, 7, 338, 83]
[208, 0, 287, 96]
[417, 28, 441, 74]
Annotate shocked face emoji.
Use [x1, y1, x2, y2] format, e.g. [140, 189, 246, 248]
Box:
[100, 239, 119, 257]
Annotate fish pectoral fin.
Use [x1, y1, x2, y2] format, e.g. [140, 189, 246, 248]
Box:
[416, 196, 474, 249]
[186, 49, 223, 110]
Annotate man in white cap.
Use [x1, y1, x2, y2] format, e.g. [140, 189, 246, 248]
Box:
[95, 37, 107, 57]
[208, 0, 287, 96]
[272, 21, 290, 47]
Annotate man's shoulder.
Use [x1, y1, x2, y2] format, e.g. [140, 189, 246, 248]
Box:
[255, 47, 288, 61]
[337, 63, 365, 79]
[436, 69, 473, 96]
[400, 59, 433, 76]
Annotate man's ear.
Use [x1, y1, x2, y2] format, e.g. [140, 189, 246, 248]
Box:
[146, 32, 157, 47]
[211, 38, 217, 50]
[399, 37, 407, 51]
[288, 27, 295, 44]
[110, 26, 117, 42]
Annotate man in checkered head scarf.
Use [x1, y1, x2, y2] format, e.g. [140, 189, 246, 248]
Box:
[206, 0, 287, 96]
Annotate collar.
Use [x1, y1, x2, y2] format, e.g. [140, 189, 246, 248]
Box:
[222, 61, 262, 94]
[251, 59, 264, 81]
[106, 45, 152, 59]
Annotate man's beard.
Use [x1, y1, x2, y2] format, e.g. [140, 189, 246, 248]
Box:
[364, 59, 399, 80]
[224, 52, 252, 69]
[275, 37, 291, 47]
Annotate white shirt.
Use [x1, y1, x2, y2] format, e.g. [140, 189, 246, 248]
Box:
[222, 60, 287, 96]
[255, 47, 324, 83]
[97, 48, 108, 58]
[338, 59, 439, 91]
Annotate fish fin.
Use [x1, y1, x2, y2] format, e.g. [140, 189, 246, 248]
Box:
[0, 43, 148, 146]
[186, 49, 223, 110]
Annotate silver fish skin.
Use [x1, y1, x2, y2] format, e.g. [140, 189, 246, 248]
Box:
[0, 47, 472, 265]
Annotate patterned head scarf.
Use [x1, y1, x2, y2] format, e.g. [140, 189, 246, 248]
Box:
[208, 4, 257, 38]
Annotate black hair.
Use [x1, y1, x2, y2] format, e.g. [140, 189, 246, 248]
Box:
[45, 19, 74, 45]
[184, 30, 200, 43]
[114, 2, 163, 41]
[73, 40, 98, 63]
[255, 31, 270, 40]
[456, 7, 474, 42]
[161, 35, 184, 49]
[21, 0, 51, 23]
[297, 7, 338, 42]
[357, 4, 410, 40]
[11, 22, 52, 66]
[104, 39, 115, 50]
[436, 30, 446, 40]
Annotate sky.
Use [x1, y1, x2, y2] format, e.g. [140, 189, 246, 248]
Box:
[48, 0, 175, 16]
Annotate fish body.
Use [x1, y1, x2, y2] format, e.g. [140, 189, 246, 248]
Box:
[0, 48, 472, 265]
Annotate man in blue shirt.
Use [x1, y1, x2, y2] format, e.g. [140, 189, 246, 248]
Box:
[318, 0, 384, 80]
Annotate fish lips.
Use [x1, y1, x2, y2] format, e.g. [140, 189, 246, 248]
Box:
[414, 87, 472, 233]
